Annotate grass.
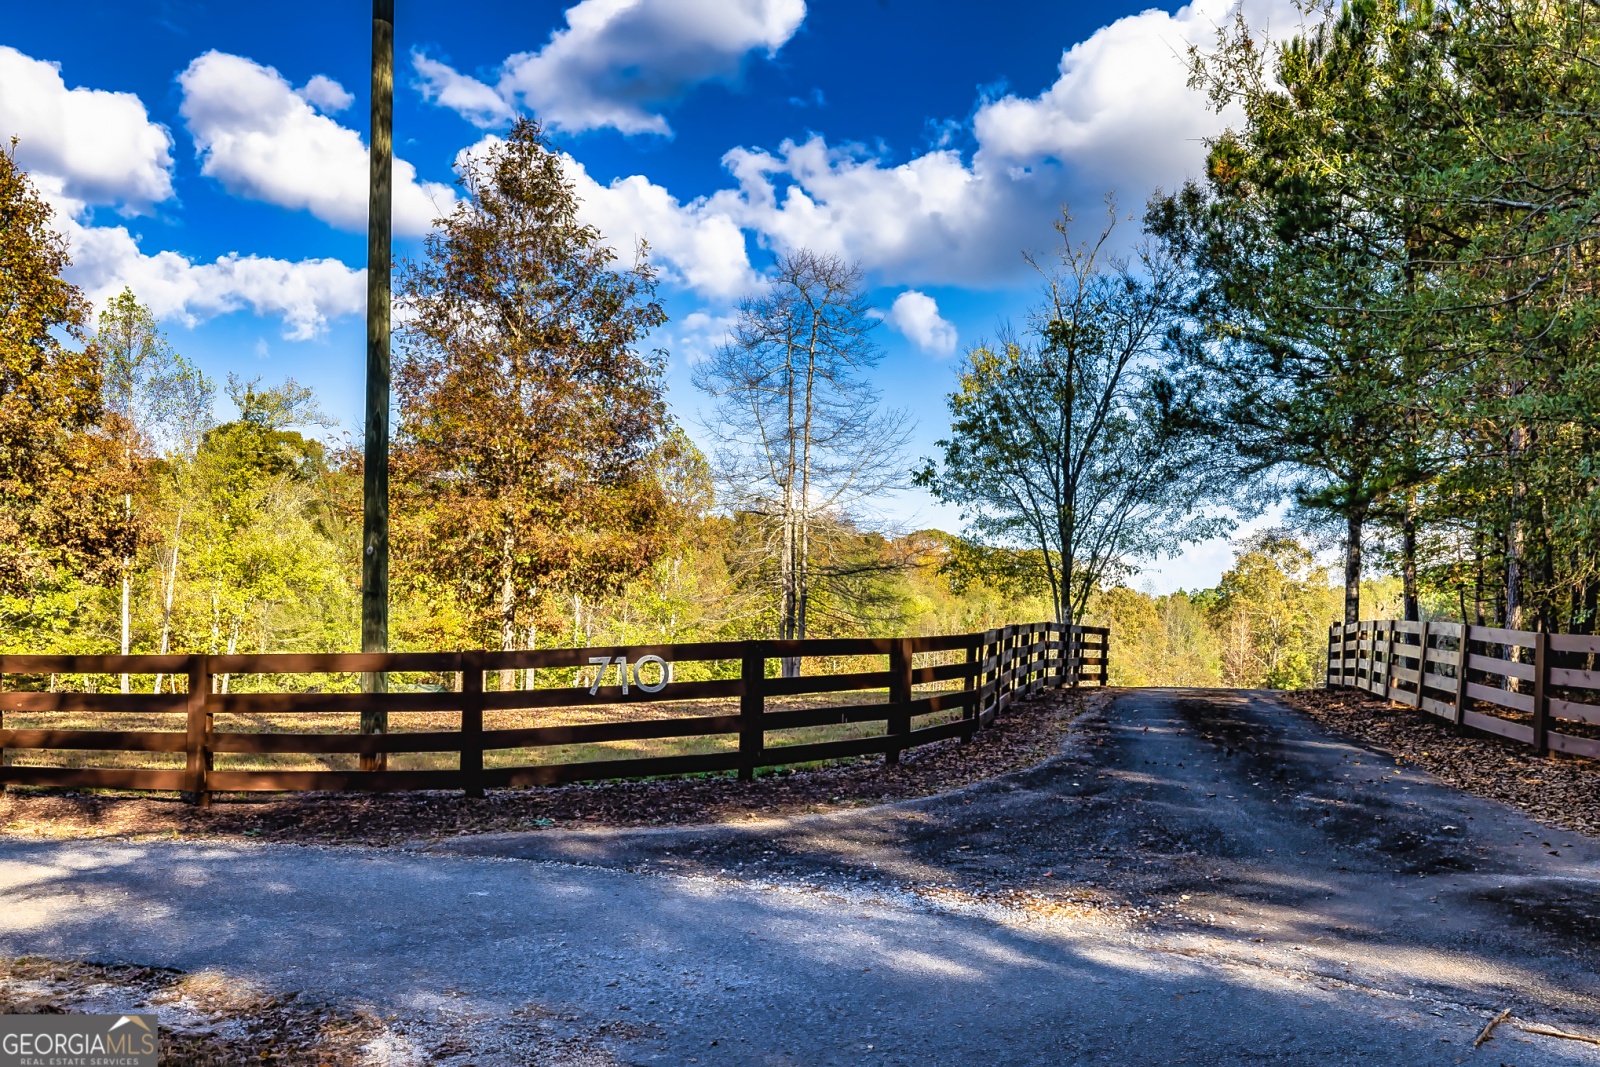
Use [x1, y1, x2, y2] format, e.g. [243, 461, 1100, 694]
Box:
[0, 686, 969, 777]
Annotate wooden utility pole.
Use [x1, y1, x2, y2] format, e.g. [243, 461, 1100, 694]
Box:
[360, 0, 394, 769]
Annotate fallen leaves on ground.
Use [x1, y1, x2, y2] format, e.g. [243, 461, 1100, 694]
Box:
[0, 957, 379, 1066]
[1279, 688, 1600, 837]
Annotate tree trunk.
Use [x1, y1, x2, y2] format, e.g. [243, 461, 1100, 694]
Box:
[1506, 424, 1528, 630]
[797, 521, 809, 642]
[498, 522, 517, 692]
[523, 624, 536, 690]
[152, 510, 184, 695]
[1473, 531, 1486, 625]
[793, 311, 818, 673]
[779, 501, 799, 677]
[1505, 521, 1524, 631]
[120, 565, 132, 694]
[1055, 506, 1074, 625]
[221, 615, 241, 695]
[1343, 509, 1365, 625]
[1401, 511, 1419, 623]
[209, 588, 221, 655]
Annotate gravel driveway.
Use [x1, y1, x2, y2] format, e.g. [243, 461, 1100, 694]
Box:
[3, 688, 1599, 1065]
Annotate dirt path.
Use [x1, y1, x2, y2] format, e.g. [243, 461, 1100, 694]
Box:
[3, 688, 1599, 1065]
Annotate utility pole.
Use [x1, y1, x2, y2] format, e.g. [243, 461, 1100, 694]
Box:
[360, 0, 393, 770]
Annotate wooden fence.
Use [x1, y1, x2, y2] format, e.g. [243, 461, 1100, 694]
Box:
[1327, 619, 1600, 759]
[0, 623, 1109, 804]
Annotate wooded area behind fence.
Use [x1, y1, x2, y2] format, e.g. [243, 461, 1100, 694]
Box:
[1327, 620, 1600, 759]
[0, 623, 1108, 805]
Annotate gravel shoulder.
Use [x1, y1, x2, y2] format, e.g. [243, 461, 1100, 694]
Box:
[3, 687, 1599, 1065]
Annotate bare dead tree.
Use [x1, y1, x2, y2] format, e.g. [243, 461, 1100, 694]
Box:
[694, 250, 912, 675]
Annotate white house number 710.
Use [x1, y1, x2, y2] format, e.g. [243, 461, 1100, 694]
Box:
[587, 655, 669, 695]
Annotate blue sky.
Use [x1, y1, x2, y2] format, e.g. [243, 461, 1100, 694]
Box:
[2, 0, 1300, 591]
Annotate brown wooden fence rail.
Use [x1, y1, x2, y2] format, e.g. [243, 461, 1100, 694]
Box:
[1327, 619, 1600, 760]
[0, 623, 1109, 805]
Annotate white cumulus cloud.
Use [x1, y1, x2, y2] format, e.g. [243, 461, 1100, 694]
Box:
[880, 291, 956, 355]
[707, 137, 1038, 287]
[672, 309, 740, 365]
[0, 45, 174, 214]
[407, 0, 1304, 300]
[0, 46, 365, 339]
[973, 0, 1298, 192]
[179, 51, 455, 236]
[416, 0, 805, 135]
[297, 73, 354, 113]
[62, 214, 365, 341]
[549, 0, 1301, 293]
[454, 135, 758, 300]
[564, 155, 758, 299]
[413, 52, 517, 128]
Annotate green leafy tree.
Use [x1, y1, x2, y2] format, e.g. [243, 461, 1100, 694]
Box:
[918, 210, 1235, 624]
[1210, 531, 1341, 688]
[1088, 586, 1222, 687]
[91, 289, 212, 688]
[184, 377, 350, 687]
[1176, 0, 1600, 634]
[1150, 0, 1457, 625]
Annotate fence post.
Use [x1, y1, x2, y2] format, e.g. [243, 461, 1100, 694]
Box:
[738, 643, 765, 781]
[185, 654, 212, 807]
[1326, 624, 1333, 689]
[1329, 623, 1342, 689]
[1020, 625, 1034, 696]
[1340, 622, 1349, 687]
[1356, 623, 1369, 692]
[1064, 626, 1077, 690]
[1420, 620, 1433, 703]
[1004, 624, 1017, 710]
[1099, 627, 1110, 687]
[886, 637, 913, 765]
[460, 651, 484, 798]
[1373, 621, 1386, 699]
[1532, 630, 1549, 757]
[960, 634, 978, 743]
[1049, 620, 1062, 687]
[1379, 621, 1396, 703]
[1041, 625, 1055, 692]
[978, 629, 994, 723]
[1413, 620, 1429, 708]
[1454, 624, 1471, 725]
[1025, 626, 1037, 691]
[1344, 622, 1355, 686]
[1036, 624, 1046, 692]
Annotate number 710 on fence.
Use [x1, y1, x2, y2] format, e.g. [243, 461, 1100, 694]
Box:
[587, 655, 670, 695]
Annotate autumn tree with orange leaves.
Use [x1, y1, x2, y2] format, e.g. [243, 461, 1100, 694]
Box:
[393, 119, 679, 679]
[0, 141, 139, 599]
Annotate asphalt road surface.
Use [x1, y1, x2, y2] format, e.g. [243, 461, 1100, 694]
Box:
[3, 688, 1599, 1065]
